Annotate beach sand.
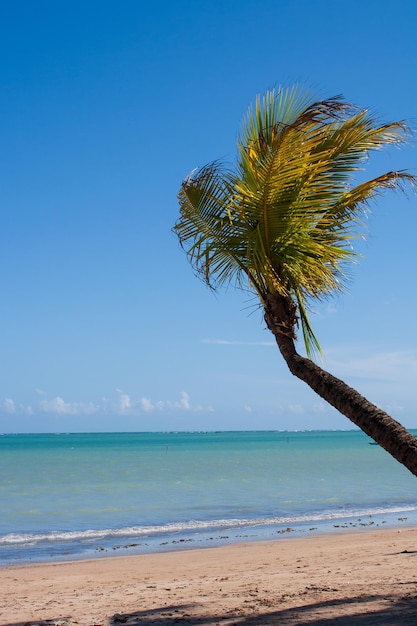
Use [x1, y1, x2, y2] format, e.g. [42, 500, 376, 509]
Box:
[2, 527, 417, 625]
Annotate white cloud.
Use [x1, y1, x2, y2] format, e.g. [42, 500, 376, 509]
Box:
[140, 397, 154, 412]
[169, 391, 191, 410]
[138, 391, 210, 414]
[39, 396, 99, 415]
[2, 398, 16, 414]
[0, 397, 34, 415]
[181, 391, 191, 409]
[116, 389, 131, 412]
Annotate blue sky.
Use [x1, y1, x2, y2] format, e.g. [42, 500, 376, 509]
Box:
[0, 0, 416, 433]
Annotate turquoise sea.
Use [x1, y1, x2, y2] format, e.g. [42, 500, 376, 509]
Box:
[1, 430, 417, 566]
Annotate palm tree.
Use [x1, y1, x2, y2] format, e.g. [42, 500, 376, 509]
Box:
[174, 85, 417, 476]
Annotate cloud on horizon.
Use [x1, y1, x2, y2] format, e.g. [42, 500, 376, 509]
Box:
[39, 396, 99, 415]
[0, 390, 214, 418]
[1, 397, 34, 415]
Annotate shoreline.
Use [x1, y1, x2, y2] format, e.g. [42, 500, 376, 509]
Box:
[2, 526, 417, 625]
[2, 507, 416, 568]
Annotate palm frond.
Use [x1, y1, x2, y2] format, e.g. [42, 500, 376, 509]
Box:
[176, 162, 265, 297]
[234, 91, 414, 301]
[294, 289, 323, 360]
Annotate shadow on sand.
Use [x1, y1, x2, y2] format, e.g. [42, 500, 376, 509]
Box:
[3, 592, 417, 625]
[106, 593, 417, 625]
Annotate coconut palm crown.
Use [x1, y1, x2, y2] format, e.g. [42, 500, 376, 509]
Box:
[175, 86, 414, 359]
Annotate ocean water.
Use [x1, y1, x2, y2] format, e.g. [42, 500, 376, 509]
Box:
[1, 430, 417, 565]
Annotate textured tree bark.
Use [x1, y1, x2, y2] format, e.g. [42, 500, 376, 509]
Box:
[264, 293, 417, 477]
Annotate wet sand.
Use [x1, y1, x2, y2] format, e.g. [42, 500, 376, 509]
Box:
[2, 526, 417, 625]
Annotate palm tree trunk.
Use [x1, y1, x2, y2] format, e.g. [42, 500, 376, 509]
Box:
[264, 294, 417, 477]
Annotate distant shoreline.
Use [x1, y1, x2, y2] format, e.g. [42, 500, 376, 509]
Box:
[1, 428, 368, 435]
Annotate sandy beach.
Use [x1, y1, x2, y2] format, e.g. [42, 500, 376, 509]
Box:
[2, 527, 417, 625]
